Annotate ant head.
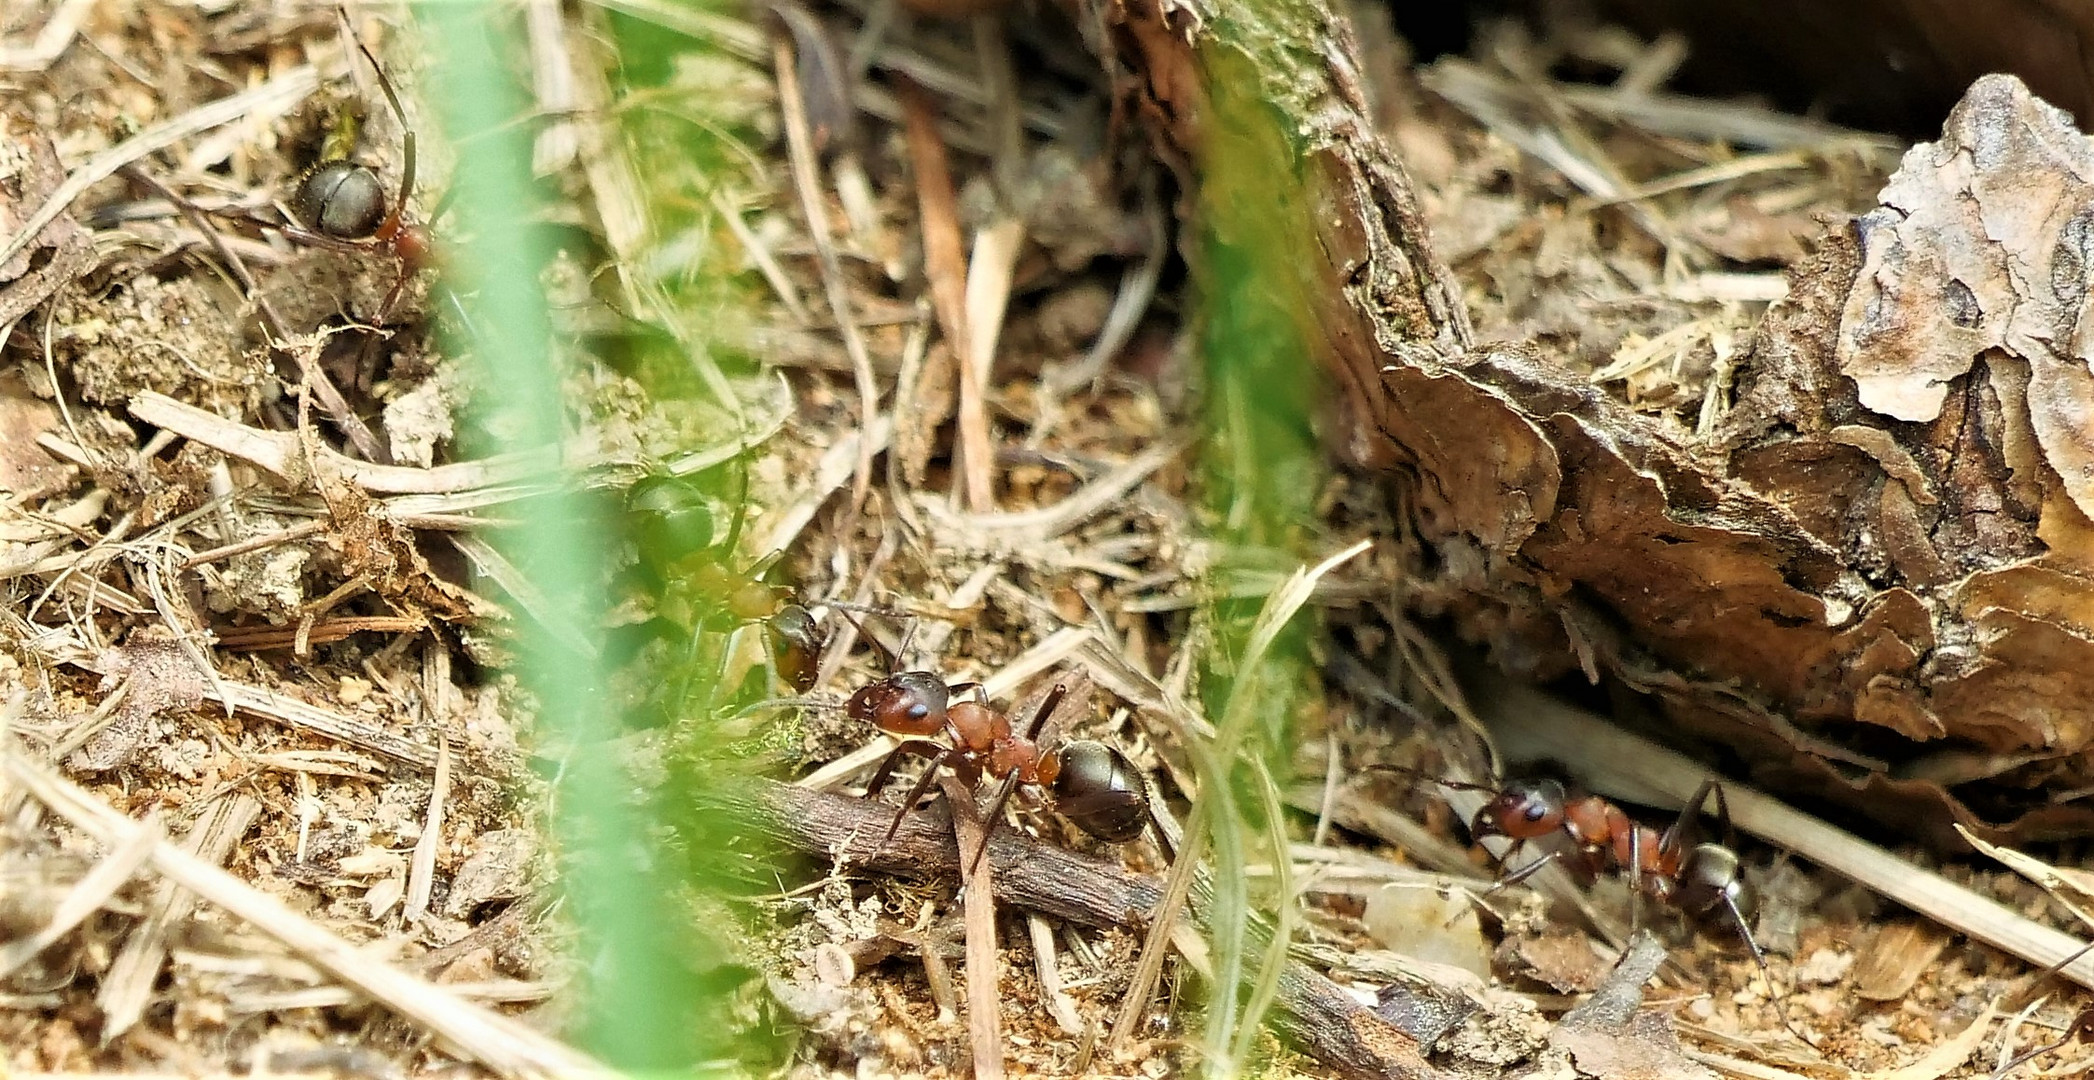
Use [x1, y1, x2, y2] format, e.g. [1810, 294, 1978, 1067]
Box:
[1673, 842, 1754, 928]
[293, 161, 388, 240]
[1050, 741, 1149, 844]
[847, 670, 949, 737]
[1470, 778, 1566, 841]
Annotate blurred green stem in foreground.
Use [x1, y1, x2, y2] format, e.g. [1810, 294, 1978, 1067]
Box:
[422, 2, 722, 1068]
[1189, 41, 1330, 1074]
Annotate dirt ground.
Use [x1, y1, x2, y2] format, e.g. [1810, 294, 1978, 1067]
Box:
[2, 1, 2093, 1078]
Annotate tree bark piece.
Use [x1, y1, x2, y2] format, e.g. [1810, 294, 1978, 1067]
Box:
[1074, 0, 2094, 846]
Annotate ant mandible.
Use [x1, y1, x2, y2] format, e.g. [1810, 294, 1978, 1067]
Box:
[1373, 765, 1813, 1045]
[284, 8, 431, 325]
[850, 673, 1159, 871]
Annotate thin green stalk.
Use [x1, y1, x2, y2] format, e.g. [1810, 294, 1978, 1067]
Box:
[421, 2, 713, 1068]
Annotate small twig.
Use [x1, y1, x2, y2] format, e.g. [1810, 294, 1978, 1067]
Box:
[717, 778, 1445, 1078]
[131, 392, 552, 495]
[1560, 932, 1666, 1030]
[939, 773, 1005, 1080]
[180, 520, 328, 569]
[772, 33, 879, 517]
[214, 616, 426, 652]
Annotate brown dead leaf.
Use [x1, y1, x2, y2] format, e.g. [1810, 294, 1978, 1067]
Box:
[0, 380, 66, 495]
[1505, 930, 1606, 994]
[69, 632, 209, 772]
[313, 468, 475, 623]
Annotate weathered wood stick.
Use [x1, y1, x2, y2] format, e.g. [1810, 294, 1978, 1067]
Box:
[709, 777, 1449, 1080]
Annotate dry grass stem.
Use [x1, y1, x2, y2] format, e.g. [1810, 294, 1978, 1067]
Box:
[403, 733, 450, 923]
[0, 816, 158, 979]
[955, 218, 1024, 509]
[3, 749, 606, 1078]
[772, 34, 880, 516]
[937, 773, 1004, 1080]
[96, 793, 263, 1042]
[1028, 912, 1085, 1035]
[0, 0, 95, 70]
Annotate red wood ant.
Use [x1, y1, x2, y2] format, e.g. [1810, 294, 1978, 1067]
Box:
[623, 471, 830, 693]
[851, 673, 1159, 871]
[1373, 765, 1814, 1044]
[282, 9, 431, 326]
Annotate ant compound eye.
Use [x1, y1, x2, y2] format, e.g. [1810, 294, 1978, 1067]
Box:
[294, 161, 387, 240]
[1525, 803, 1548, 822]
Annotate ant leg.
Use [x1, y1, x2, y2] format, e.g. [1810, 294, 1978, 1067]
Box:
[864, 738, 947, 797]
[1710, 781, 1741, 851]
[1481, 836, 1525, 878]
[1718, 889, 1818, 1048]
[1992, 1009, 2094, 1078]
[1628, 830, 1644, 937]
[1989, 939, 2094, 1077]
[1481, 842, 1562, 896]
[964, 773, 1018, 876]
[1660, 778, 1717, 860]
[730, 694, 840, 720]
[1145, 817, 1177, 863]
[871, 745, 958, 851]
[1352, 763, 1502, 794]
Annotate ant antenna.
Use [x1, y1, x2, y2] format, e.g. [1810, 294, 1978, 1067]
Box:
[1353, 761, 1500, 794]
